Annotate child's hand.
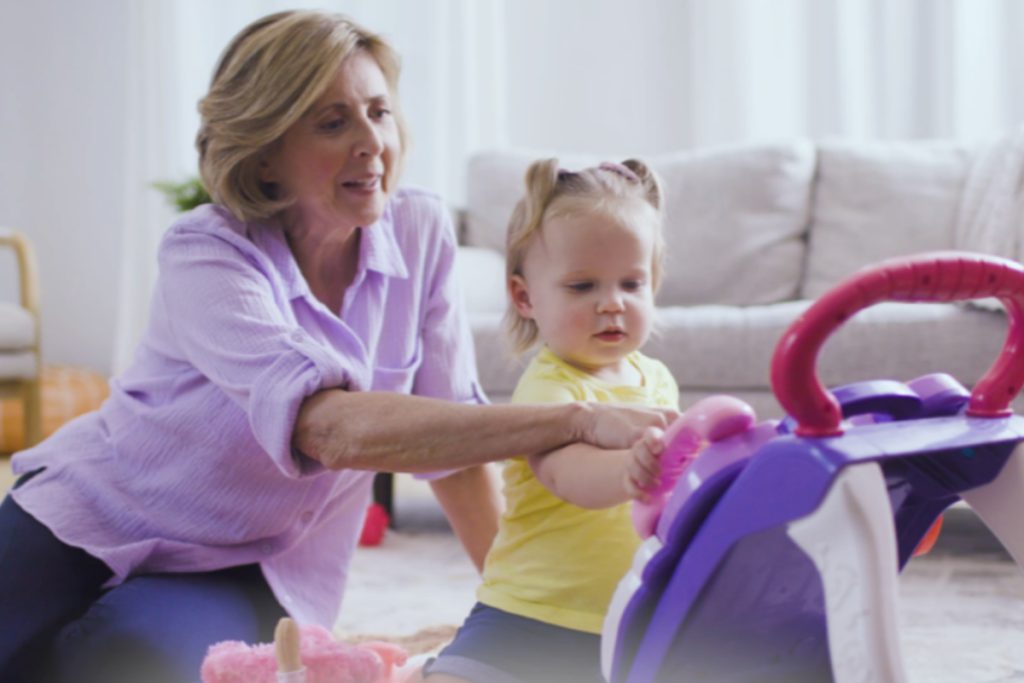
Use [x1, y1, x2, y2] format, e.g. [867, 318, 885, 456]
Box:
[623, 426, 666, 502]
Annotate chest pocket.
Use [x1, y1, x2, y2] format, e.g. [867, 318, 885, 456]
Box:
[372, 340, 422, 394]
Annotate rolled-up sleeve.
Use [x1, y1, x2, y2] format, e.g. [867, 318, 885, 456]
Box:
[157, 225, 367, 477]
[403, 205, 489, 481]
[412, 210, 488, 407]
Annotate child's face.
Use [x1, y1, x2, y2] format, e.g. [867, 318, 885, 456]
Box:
[511, 207, 657, 379]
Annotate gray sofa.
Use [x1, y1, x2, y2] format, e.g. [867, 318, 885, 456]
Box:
[454, 139, 1011, 418]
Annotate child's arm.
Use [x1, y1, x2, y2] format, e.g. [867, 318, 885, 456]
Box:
[528, 427, 665, 509]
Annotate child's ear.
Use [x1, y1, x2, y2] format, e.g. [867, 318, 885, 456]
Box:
[509, 275, 534, 318]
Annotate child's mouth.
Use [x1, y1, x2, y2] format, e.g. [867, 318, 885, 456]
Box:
[595, 330, 626, 342]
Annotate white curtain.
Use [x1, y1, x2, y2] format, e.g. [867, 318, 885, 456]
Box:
[108, 0, 1024, 373]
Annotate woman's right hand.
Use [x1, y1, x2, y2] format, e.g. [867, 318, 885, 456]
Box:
[574, 402, 679, 450]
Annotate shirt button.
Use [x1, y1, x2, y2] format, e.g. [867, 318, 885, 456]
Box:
[300, 511, 314, 524]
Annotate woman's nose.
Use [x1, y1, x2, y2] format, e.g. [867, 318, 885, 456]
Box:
[353, 117, 384, 157]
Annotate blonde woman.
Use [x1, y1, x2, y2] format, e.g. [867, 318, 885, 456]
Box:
[0, 12, 674, 683]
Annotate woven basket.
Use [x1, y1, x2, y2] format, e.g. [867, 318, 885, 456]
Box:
[0, 365, 109, 453]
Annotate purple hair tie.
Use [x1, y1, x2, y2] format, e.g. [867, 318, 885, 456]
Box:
[599, 161, 641, 183]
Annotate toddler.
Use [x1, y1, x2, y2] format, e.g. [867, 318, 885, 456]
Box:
[421, 158, 678, 683]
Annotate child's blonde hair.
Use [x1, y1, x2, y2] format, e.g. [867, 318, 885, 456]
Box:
[505, 158, 665, 353]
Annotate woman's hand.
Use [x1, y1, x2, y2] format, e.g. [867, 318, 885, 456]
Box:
[574, 402, 678, 451]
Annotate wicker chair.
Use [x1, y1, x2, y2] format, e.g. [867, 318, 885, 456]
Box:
[0, 229, 41, 450]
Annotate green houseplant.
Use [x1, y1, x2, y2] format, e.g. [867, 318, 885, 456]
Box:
[152, 177, 211, 213]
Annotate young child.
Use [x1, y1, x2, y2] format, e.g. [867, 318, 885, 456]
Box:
[421, 158, 678, 683]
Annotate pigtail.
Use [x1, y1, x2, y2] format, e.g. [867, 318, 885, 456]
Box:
[504, 158, 563, 353]
[622, 158, 662, 211]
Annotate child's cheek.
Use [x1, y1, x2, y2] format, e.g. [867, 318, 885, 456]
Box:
[566, 306, 591, 334]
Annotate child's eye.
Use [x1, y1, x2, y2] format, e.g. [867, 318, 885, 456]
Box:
[621, 279, 644, 291]
[566, 282, 594, 293]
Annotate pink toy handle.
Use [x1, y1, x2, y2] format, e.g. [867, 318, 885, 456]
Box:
[771, 251, 1024, 437]
[633, 395, 756, 538]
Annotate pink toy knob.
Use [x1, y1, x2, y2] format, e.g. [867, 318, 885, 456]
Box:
[771, 251, 1024, 437]
[633, 395, 756, 538]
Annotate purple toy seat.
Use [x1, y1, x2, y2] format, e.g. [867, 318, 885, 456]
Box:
[604, 252, 1024, 683]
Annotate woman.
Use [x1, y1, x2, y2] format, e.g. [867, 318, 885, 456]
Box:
[0, 11, 674, 683]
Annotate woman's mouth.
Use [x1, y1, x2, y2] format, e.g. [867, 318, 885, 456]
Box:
[341, 176, 381, 193]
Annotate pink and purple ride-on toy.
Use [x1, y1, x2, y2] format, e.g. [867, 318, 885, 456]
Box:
[604, 252, 1024, 683]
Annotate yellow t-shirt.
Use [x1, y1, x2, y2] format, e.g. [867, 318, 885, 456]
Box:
[477, 346, 680, 634]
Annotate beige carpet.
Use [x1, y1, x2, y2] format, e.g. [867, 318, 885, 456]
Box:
[342, 476, 1024, 682]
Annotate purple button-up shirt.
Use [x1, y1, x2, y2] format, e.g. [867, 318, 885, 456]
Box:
[12, 188, 485, 626]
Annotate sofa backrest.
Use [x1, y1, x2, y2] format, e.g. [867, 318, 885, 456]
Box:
[465, 141, 816, 306]
[802, 140, 974, 298]
[465, 138, 981, 306]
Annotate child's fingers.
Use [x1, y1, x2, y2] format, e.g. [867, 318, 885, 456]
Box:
[624, 473, 650, 503]
[631, 428, 664, 479]
[627, 453, 659, 493]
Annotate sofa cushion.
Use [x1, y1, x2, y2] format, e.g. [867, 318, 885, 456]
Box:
[465, 141, 816, 307]
[648, 300, 1004, 392]
[803, 140, 973, 298]
[0, 302, 35, 349]
[470, 301, 1007, 416]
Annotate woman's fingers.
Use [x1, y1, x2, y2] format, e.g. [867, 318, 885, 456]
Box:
[584, 403, 675, 450]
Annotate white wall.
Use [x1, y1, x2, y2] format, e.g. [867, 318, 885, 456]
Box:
[0, 1, 130, 374]
[504, 2, 691, 155]
[2, 0, 1022, 377]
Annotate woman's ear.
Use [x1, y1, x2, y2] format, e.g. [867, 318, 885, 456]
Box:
[259, 156, 277, 184]
[508, 275, 534, 318]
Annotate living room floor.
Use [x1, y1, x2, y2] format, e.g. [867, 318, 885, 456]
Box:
[344, 475, 1024, 682]
[4, 459, 1023, 681]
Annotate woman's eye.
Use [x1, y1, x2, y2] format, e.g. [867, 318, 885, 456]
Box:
[371, 107, 392, 120]
[567, 282, 594, 293]
[319, 118, 345, 132]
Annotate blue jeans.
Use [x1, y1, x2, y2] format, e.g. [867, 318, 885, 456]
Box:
[0, 470, 286, 683]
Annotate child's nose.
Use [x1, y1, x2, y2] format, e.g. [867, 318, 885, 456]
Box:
[597, 289, 625, 313]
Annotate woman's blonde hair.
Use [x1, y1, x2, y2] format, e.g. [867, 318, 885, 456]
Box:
[196, 10, 408, 222]
[504, 158, 665, 352]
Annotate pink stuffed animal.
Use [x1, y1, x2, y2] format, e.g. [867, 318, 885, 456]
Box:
[200, 617, 408, 683]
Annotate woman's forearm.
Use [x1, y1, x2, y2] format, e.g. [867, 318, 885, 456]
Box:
[294, 389, 580, 472]
[294, 389, 675, 473]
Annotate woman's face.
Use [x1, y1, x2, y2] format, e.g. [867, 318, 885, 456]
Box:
[262, 51, 400, 232]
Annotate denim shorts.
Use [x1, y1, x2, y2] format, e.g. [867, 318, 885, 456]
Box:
[423, 603, 604, 683]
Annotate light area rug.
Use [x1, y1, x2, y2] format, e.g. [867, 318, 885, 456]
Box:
[339, 522, 1024, 682]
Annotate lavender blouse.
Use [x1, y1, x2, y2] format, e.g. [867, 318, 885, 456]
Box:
[11, 188, 485, 627]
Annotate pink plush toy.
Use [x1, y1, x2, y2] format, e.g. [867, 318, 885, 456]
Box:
[201, 617, 408, 683]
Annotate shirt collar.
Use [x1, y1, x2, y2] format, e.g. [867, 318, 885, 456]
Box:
[253, 206, 409, 301]
[359, 203, 409, 280]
